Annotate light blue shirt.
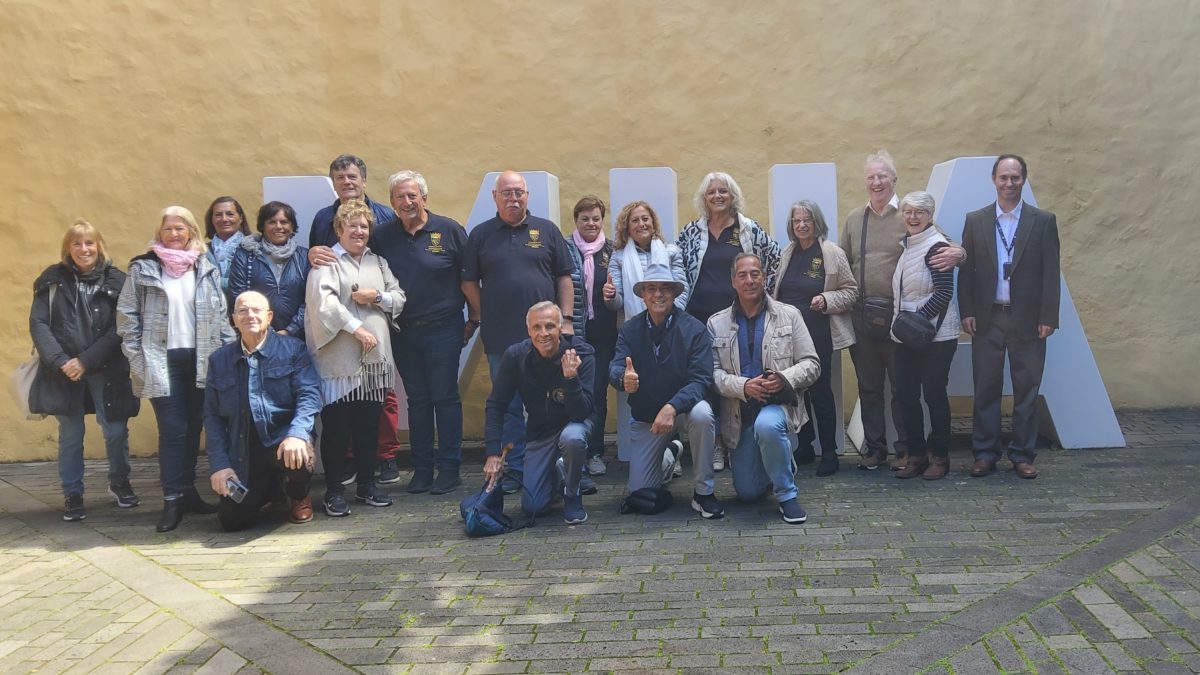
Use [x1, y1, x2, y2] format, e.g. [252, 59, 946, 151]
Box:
[994, 201, 1023, 303]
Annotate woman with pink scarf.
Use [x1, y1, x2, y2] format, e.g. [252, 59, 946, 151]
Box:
[564, 196, 618, 478]
[118, 206, 235, 532]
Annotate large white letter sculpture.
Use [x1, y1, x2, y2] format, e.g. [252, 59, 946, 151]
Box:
[927, 156, 1124, 449]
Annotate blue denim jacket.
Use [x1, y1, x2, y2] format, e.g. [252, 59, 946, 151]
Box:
[203, 331, 322, 478]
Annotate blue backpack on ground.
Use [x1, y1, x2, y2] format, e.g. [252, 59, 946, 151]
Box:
[459, 481, 513, 537]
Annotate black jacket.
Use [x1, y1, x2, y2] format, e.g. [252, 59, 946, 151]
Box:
[28, 262, 140, 419]
[609, 308, 714, 423]
[485, 335, 595, 455]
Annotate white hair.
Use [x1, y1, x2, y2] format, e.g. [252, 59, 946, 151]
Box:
[388, 170, 428, 197]
[864, 149, 898, 180]
[693, 172, 746, 218]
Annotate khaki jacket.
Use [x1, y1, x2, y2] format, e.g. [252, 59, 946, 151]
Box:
[773, 239, 858, 350]
[708, 297, 821, 449]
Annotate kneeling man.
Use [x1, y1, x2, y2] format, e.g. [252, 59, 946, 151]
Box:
[483, 301, 595, 525]
[709, 253, 820, 524]
[206, 291, 322, 530]
[610, 263, 723, 519]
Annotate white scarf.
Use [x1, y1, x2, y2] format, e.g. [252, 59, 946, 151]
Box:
[620, 238, 670, 316]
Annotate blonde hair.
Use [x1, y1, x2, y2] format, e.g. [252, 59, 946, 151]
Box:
[614, 201, 665, 249]
[156, 206, 207, 253]
[61, 219, 110, 268]
[334, 199, 376, 237]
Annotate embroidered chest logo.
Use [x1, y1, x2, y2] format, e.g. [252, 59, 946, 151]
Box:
[727, 223, 742, 248]
[526, 228, 543, 249]
[598, 250, 610, 268]
[549, 387, 566, 403]
[426, 231, 444, 254]
[805, 256, 824, 279]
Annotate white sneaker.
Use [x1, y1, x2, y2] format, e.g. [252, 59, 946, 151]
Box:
[586, 455, 607, 476]
[713, 450, 726, 473]
[670, 440, 684, 477]
[661, 448, 679, 484]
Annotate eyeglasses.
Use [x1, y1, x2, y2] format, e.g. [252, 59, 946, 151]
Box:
[498, 189, 527, 199]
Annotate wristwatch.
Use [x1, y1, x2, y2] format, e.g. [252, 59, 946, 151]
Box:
[374, 292, 383, 304]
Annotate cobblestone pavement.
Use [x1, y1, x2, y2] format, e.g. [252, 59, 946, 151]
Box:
[1, 409, 1198, 674]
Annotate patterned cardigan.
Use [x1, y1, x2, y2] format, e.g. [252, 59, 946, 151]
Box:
[117, 251, 235, 398]
[675, 213, 781, 294]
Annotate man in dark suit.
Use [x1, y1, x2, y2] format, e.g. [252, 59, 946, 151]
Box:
[959, 155, 1061, 479]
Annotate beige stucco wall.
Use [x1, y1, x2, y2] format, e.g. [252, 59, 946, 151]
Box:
[2, 1, 1197, 462]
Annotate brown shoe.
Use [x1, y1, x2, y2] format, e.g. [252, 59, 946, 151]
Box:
[889, 453, 908, 472]
[922, 457, 950, 480]
[857, 452, 885, 471]
[969, 458, 996, 477]
[1013, 462, 1038, 479]
[289, 496, 314, 524]
[895, 457, 929, 479]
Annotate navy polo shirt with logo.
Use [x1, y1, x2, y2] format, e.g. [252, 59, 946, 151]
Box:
[463, 212, 573, 354]
[373, 211, 467, 325]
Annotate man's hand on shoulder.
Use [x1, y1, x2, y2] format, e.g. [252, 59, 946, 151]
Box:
[308, 246, 337, 267]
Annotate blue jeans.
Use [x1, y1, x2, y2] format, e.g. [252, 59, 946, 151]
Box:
[486, 352, 526, 474]
[56, 373, 132, 496]
[394, 316, 465, 472]
[729, 405, 798, 504]
[149, 349, 204, 496]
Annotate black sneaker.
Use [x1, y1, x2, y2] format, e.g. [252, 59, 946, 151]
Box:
[378, 459, 401, 485]
[340, 471, 357, 486]
[579, 475, 598, 496]
[355, 485, 393, 507]
[63, 493, 86, 521]
[779, 498, 808, 524]
[500, 473, 522, 495]
[323, 492, 351, 517]
[430, 470, 461, 495]
[108, 481, 140, 508]
[407, 468, 434, 493]
[690, 492, 725, 520]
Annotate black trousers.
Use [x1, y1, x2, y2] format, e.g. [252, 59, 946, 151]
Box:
[320, 399, 382, 493]
[798, 323, 838, 456]
[971, 307, 1047, 463]
[893, 339, 957, 459]
[218, 434, 312, 532]
[848, 331, 909, 457]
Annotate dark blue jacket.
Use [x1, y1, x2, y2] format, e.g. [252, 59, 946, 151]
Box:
[204, 331, 322, 479]
[308, 196, 396, 249]
[485, 335, 594, 455]
[226, 237, 311, 337]
[610, 308, 713, 423]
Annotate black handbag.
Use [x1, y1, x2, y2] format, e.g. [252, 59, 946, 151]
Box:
[890, 265, 948, 349]
[853, 208, 893, 340]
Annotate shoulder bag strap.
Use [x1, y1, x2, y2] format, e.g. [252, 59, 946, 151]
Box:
[858, 208, 870, 299]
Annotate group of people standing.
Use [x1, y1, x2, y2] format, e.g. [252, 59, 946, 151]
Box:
[26, 150, 1060, 531]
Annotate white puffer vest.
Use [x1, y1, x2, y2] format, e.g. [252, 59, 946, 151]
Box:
[891, 226, 960, 343]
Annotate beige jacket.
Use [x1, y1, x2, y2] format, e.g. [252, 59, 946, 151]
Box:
[773, 239, 858, 350]
[708, 297, 821, 449]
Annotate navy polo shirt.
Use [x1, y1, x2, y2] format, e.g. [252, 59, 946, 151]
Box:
[373, 211, 467, 324]
[308, 196, 396, 249]
[687, 226, 741, 323]
[463, 212, 573, 354]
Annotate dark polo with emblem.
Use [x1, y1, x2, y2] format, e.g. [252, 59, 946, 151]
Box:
[484, 335, 595, 455]
[464, 212, 574, 353]
[373, 211, 467, 325]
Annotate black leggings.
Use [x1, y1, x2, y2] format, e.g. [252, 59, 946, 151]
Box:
[320, 399, 382, 493]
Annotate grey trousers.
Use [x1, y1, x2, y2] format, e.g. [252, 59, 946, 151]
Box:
[626, 400, 716, 496]
[521, 421, 589, 517]
[971, 307, 1047, 463]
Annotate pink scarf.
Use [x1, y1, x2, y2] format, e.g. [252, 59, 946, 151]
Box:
[572, 229, 606, 320]
[152, 244, 200, 278]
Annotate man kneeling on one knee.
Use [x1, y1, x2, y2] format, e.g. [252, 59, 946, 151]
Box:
[709, 253, 820, 524]
[206, 291, 322, 531]
[483, 301, 595, 525]
[610, 263, 723, 519]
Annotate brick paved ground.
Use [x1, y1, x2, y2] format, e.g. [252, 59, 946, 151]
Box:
[1, 409, 1198, 674]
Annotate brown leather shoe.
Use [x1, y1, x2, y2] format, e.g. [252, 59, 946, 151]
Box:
[895, 457, 929, 479]
[922, 457, 950, 480]
[857, 452, 885, 470]
[1013, 462, 1038, 479]
[889, 453, 908, 472]
[289, 496, 314, 524]
[969, 458, 996, 477]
